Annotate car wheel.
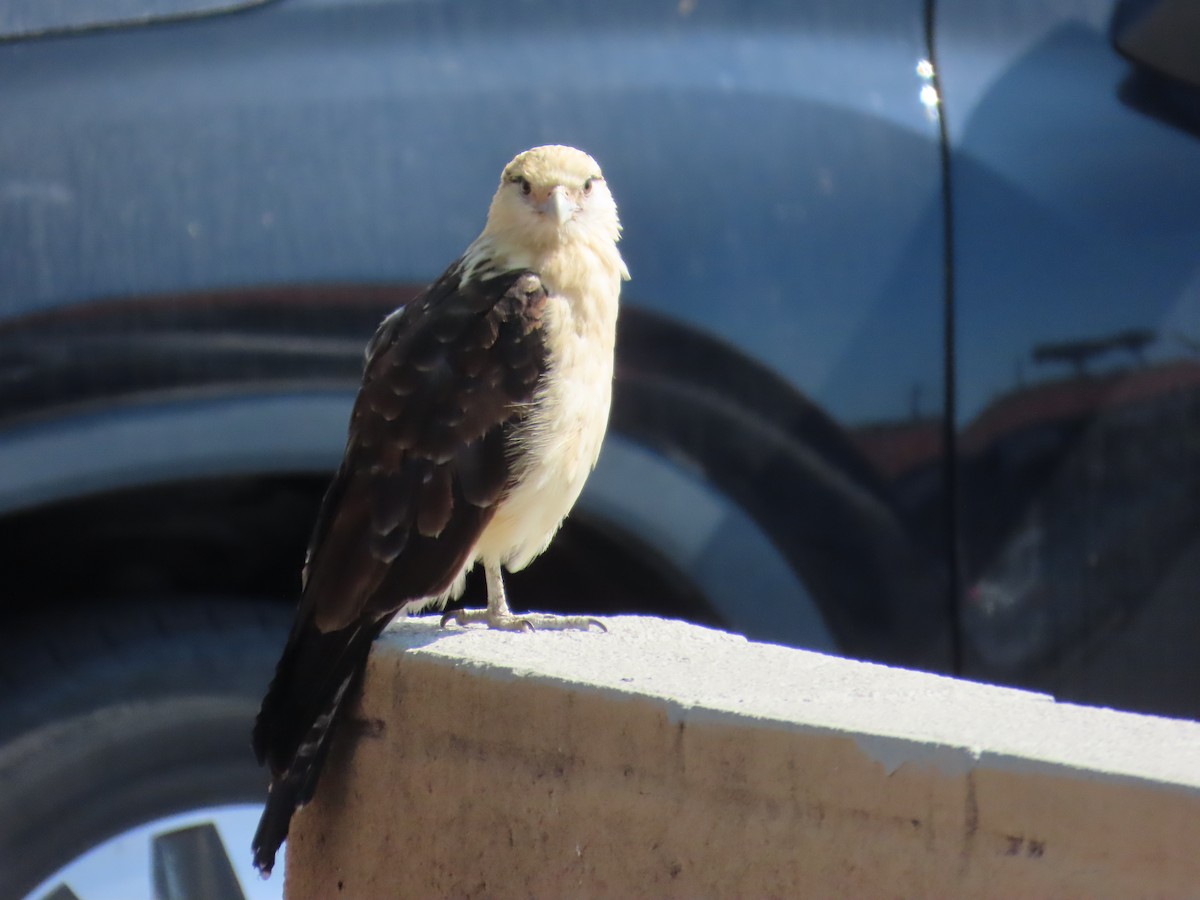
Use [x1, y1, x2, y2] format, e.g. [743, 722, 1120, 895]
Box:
[0, 599, 290, 899]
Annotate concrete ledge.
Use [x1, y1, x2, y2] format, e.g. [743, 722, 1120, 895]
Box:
[286, 616, 1200, 898]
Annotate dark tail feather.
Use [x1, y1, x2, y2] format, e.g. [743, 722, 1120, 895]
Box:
[251, 669, 354, 874]
[251, 616, 389, 875]
[252, 766, 303, 876]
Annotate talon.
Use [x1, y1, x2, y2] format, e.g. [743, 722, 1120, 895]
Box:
[437, 608, 605, 633]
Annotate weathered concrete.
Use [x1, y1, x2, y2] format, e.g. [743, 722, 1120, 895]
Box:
[286, 616, 1200, 898]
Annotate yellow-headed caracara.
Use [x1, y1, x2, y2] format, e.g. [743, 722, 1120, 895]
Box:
[251, 145, 628, 875]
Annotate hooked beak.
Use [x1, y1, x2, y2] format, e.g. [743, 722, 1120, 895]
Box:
[539, 185, 577, 226]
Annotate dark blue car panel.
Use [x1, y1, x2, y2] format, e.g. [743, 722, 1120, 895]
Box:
[2, 0, 943, 426]
[939, 0, 1200, 715]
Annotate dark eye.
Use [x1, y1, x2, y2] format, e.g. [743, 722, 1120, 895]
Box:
[512, 175, 531, 195]
[583, 177, 596, 194]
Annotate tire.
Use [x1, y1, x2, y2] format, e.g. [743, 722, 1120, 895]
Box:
[0, 598, 291, 899]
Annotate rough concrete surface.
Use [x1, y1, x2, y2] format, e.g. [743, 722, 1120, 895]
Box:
[286, 616, 1200, 899]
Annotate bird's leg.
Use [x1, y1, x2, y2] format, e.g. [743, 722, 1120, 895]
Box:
[440, 564, 605, 632]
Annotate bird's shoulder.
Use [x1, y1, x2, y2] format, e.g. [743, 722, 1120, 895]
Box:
[371, 262, 545, 362]
[354, 262, 551, 450]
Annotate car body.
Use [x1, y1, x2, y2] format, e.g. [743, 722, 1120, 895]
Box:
[2, 0, 1199, 893]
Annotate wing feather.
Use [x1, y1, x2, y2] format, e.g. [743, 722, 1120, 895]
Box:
[254, 265, 550, 793]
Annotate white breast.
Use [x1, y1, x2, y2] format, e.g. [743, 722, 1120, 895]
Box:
[472, 282, 616, 572]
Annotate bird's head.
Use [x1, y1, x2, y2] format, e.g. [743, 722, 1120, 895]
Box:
[484, 145, 622, 252]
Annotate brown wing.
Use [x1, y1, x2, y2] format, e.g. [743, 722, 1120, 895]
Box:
[251, 266, 550, 870]
[302, 265, 549, 631]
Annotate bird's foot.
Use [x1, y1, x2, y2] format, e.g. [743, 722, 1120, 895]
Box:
[440, 609, 606, 633]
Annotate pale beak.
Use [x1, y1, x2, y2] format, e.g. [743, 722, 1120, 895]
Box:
[541, 186, 577, 226]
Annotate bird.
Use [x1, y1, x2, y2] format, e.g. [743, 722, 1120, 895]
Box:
[250, 145, 628, 875]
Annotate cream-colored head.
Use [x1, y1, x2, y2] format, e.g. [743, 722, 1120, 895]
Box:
[481, 146, 625, 264]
